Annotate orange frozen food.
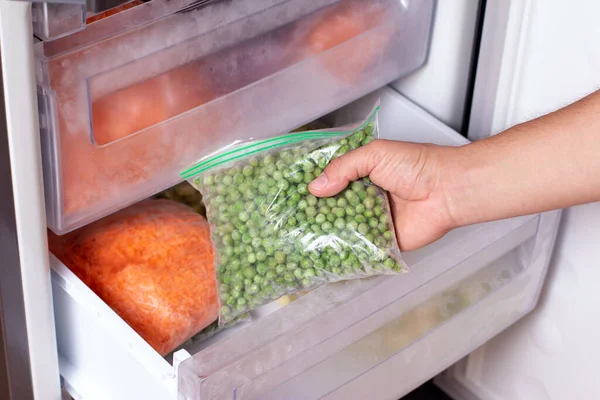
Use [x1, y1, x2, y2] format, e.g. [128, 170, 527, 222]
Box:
[303, 0, 392, 83]
[49, 199, 218, 355]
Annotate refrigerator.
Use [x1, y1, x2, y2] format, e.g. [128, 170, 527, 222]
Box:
[0, 0, 569, 399]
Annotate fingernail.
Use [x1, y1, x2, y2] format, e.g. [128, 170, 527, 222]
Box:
[310, 173, 329, 190]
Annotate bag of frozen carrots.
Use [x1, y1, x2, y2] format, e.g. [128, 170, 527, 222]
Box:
[48, 199, 218, 355]
[182, 102, 407, 324]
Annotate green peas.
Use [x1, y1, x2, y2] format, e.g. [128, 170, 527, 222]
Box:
[275, 252, 286, 264]
[279, 179, 290, 190]
[375, 236, 387, 248]
[275, 264, 286, 275]
[222, 175, 233, 185]
[315, 213, 326, 224]
[288, 170, 304, 183]
[284, 272, 295, 283]
[297, 183, 309, 195]
[293, 268, 304, 280]
[301, 160, 315, 173]
[383, 257, 395, 270]
[352, 130, 365, 143]
[379, 214, 389, 224]
[243, 165, 254, 176]
[334, 207, 345, 218]
[351, 181, 363, 192]
[203, 175, 215, 185]
[263, 154, 276, 165]
[195, 120, 404, 323]
[345, 191, 360, 206]
[256, 251, 267, 262]
[347, 220, 359, 230]
[358, 223, 369, 235]
[266, 270, 277, 281]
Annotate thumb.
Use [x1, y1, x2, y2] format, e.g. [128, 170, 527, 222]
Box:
[309, 140, 384, 197]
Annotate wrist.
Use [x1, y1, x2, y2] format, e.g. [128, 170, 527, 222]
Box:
[435, 142, 481, 229]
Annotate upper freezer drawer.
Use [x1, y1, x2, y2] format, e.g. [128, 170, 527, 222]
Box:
[35, 0, 435, 234]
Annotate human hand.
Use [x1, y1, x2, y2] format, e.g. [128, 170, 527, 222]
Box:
[309, 139, 459, 251]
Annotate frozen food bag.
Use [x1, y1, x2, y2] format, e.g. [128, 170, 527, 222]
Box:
[48, 199, 218, 355]
[182, 103, 407, 324]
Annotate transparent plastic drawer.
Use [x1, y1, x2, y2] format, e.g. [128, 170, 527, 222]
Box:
[177, 215, 540, 399]
[35, 0, 434, 234]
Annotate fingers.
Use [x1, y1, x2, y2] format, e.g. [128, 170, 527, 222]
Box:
[309, 140, 385, 197]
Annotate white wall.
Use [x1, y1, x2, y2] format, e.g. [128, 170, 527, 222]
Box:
[453, 1, 600, 399]
[392, 0, 479, 132]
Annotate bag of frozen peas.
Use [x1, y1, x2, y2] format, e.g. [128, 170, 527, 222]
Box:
[182, 103, 407, 324]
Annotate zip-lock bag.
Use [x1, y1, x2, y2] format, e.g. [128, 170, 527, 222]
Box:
[182, 103, 407, 323]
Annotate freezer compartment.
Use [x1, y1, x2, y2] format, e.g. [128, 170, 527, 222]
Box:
[51, 89, 545, 400]
[35, 0, 434, 234]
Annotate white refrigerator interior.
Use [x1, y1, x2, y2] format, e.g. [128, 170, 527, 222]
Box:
[435, 0, 600, 399]
[0, 0, 566, 399]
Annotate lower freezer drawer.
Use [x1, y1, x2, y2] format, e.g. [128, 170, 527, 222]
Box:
[177, 216, 539, 399]
[263, 240, 539, 400]
[52, 89, 549, 400]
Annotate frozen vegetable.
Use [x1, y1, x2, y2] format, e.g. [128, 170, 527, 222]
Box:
[182, 104, 406, 324]
[303, 0, 394, 83]
[92, 62, 215, 145]
[48, 199, 218, 355]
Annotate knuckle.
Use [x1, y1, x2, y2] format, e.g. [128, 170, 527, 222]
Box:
[327, 156, 345, 174]
[367, 140, 386, 166]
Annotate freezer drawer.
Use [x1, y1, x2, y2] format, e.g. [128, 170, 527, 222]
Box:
[35, 0, 434, 234]
[52, 88, 547, 400]
[177, 217, 539, 400]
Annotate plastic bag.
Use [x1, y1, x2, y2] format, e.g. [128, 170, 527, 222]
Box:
[48, 199, 218, 355]
[182, 103, 407, 324]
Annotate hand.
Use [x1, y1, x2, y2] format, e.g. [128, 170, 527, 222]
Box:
[309, 140, 459, 251]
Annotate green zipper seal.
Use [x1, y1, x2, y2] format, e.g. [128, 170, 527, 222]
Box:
[181, 105, 379, 179]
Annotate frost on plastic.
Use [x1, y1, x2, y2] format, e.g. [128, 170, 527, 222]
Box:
[184, 104, 407, 324]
